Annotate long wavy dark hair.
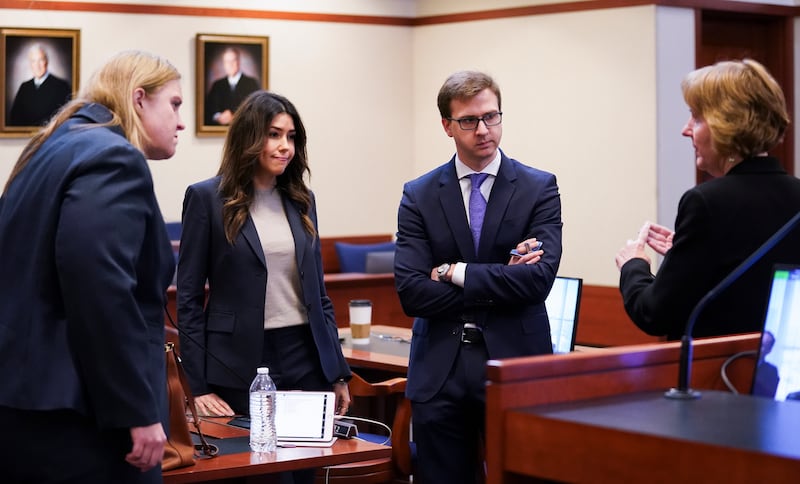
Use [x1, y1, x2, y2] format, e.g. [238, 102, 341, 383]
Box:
[217, 90, 313, 244]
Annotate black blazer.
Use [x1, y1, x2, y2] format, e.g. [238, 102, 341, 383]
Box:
[620, 156, 800, 340]
[0, 103, 174, 429]
[204, 74, 260, 125]
[177, 177, 350, 396]
[395, 151, 563, 402]
[8, 74, 72, 126]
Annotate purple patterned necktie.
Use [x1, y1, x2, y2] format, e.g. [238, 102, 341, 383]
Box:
[469, 173, 490, 254]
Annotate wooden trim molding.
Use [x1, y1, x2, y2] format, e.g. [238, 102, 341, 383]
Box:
[1, 1, 797, 26]
[415, 1, 799, 26]
[0, 0, 414, 26]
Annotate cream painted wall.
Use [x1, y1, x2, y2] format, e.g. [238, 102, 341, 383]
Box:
[1, 1, 797, 287]
[0, 8, 413, 238]
[412, 6, 664, 285]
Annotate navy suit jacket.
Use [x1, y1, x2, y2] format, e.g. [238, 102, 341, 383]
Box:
[0, 103, 174, 429]
[8, 74, 72, 126]
[177, 177, 350, 396]
[395, 151, 563, 402]
[620, 156, 800, 340]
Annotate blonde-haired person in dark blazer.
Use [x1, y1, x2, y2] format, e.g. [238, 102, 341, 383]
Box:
[0, 50, 184, 483]
[178, 90, 351, 484]
[616, 59, 800, 340]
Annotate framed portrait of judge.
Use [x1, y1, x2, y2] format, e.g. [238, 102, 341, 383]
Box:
[1, 27, 80, 137]
[196, 33, 269, 136]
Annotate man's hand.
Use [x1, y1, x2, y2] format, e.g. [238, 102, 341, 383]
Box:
[508, 238, 543, 265]
[216, 109, 234, 125]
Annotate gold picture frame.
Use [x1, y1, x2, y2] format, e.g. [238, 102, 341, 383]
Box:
[1, 27, 80, 138]
[196, 33, 269, 137]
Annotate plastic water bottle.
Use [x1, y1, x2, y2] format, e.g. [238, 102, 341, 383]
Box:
[249, 367, 277, 453]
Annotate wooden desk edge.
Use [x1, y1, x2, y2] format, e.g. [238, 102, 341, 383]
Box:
[484, 333, 761, 484]
[163, 439, 391, 483]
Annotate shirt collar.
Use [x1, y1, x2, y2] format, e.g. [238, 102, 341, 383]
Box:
[455, 150, 502, 180]
[34, 72, 50, 86]
[227, 71, 242, 85]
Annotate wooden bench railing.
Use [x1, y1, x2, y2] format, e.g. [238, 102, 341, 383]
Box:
[319, 234, 394, 274]
[484, 333, 761, 483]
[166, 233, 659, 346]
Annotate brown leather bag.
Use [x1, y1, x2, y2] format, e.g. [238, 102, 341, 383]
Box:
[162, 341, 218, 471]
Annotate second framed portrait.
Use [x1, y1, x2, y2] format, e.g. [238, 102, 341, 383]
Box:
[1, 27, 80, 137]
[196, 33, 269, 136]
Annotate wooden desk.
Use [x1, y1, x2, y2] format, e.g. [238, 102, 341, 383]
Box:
[506, 390, 800, 483]
[483, 333, 800, 483]
[339, 325, 411, 375]
[163, 435, 390, 483]
[338, 325, 603, 376]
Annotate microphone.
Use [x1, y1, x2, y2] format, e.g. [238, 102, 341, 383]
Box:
[665, 210, 800, 400]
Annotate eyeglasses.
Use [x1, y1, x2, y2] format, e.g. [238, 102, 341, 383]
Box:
[447, 111, 503, 131]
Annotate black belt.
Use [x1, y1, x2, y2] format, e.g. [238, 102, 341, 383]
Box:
[460, 325, 484, 344]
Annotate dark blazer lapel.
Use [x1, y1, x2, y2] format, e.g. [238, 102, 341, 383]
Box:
[479, 155, 517, 258]
[284, 198, 308, 270]
[438, 161, 475, 260]
[240, 216, 267, 269]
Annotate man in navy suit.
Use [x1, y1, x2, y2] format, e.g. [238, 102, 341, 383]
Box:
[8, 44, 72, 126]
[204, 47, 260, 125]
[394, 70, 563, 483]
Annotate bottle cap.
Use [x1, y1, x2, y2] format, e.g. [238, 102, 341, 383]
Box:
[257, 367, 269, 374]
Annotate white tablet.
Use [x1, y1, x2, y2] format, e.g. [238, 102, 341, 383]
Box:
[275, 391, 336, 445]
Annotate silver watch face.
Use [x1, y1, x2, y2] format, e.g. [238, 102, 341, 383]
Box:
[438, 263, 449, 275]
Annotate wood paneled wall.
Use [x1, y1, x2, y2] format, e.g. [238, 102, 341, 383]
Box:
[166, 234, 659, 348]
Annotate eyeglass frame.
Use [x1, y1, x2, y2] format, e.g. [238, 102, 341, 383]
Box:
[446, 111, 503, 131]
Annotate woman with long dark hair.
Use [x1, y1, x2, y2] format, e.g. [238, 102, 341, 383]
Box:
[177, 91, 351, 435]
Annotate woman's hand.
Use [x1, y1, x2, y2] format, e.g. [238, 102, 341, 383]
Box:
[615, 222, 651, 270]
[194, 393, 235, 417]
[126, 423, 166, 471]
[645, 222, 674, 256]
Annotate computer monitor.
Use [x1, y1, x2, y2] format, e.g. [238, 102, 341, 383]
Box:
[545, 276, 582, 353]
[751, 264, 800, 401]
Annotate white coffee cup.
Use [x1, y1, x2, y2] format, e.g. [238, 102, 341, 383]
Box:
[348, 299, 372, 344]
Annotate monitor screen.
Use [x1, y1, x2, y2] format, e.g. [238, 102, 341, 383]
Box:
[751, 264, 800, 402]
[546, 276, 582, 353]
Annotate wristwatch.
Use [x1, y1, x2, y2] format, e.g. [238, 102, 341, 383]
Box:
[437, 263, 452, 283]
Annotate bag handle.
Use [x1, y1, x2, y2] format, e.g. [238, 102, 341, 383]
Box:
[166, 342, 218, 458]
